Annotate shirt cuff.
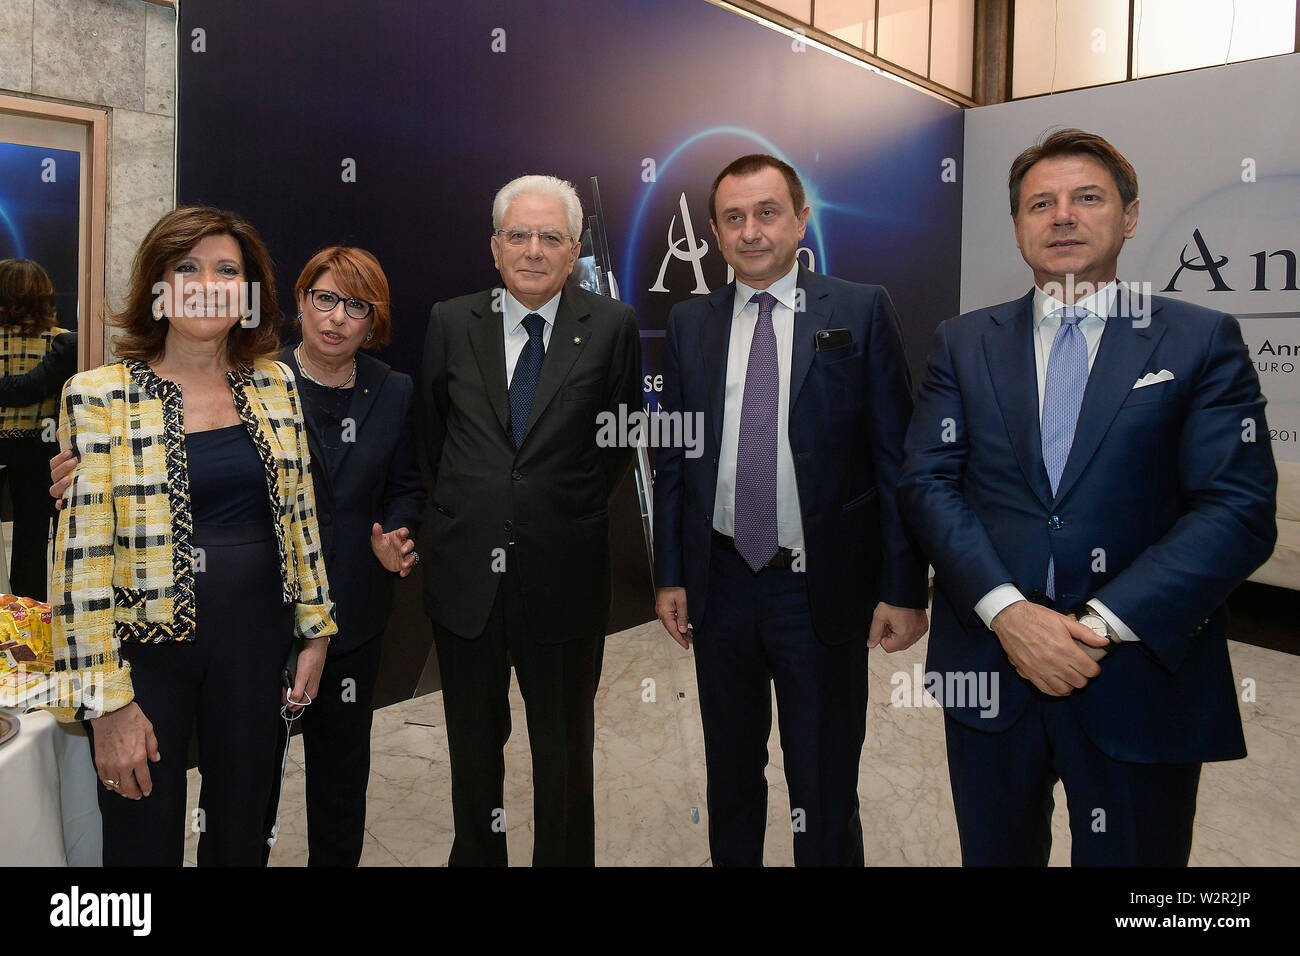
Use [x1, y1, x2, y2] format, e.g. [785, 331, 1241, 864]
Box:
[1087, 598, 1140, 643]
[975, 584, 1026, 630]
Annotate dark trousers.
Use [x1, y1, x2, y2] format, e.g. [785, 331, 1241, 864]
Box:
[694, 541, 870, 867]
[432, 552, 601, 867]
[944, 695, 1203, 866]
[90, 521, 293, 866]
[299, 633, 385, 866]
[0, 435, 57, 601]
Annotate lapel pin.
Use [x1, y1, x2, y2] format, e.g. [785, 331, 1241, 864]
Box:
[573, 336, 581, 345]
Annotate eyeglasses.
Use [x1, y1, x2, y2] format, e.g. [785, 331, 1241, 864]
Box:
[495, 229, 576, 249]
[308, 288, 373, 320]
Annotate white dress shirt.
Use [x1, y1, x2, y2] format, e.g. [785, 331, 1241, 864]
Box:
[974, 281, 1138, 642]
[713, 262, 804, 551]
[503, 289, 559, 385]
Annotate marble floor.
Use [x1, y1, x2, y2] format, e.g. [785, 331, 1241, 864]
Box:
[167, 615, 1297, 866]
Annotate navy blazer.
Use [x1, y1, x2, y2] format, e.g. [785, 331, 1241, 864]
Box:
[280, 345, 425, 654]
[653, 266, 928, 645]
[899, 289, 1277, 762]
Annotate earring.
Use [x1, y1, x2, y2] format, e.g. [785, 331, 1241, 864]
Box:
[365, 331, 373, 342]
[296, 311, 303, 323]
[153, 301, 166, 322]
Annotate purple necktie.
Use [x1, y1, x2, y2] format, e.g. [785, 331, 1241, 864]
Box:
[733, 291, 779, 572]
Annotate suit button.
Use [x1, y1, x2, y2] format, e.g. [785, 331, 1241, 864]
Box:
[1048, 515, 1063, 530]
[705, 514, 711, 523]
[511, 470, 523, 480]
[503, 520, 513, 532]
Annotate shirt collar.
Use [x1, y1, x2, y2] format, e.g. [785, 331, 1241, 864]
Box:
[503, 289, 562, 334]
[1033, 280, 1118, 328]
[733, 261, 800, 320]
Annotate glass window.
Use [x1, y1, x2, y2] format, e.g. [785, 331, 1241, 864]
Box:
[734, 0, 979, 101]
[930, 0, 975, 96]
[762, 0, 813, 19]
[877, 0, 932, 76]
[1012, 0, 1129, 98]
[1133, 0, 1297, 78]
[814, 0, 877, 52]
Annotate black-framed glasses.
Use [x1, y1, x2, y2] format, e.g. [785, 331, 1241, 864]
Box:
[495, 229, 576, 249]
[308, 288, 373, 320]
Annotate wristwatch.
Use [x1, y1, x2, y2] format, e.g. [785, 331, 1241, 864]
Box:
[1078, 605, 1120, 646]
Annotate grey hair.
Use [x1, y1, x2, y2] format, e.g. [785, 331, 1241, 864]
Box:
[491, 174, 584, 240]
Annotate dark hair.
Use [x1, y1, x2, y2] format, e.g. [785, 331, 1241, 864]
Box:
[112, 206, 281, 367]
[0, 258, 57, 335]
[294, 246, 392, 348]
[709, 154, 806, 223]
[1008, 128, 1138, 217]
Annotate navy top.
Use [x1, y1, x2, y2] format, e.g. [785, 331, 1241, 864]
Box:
[186, 423, 272, 524]
[296, 375, 353, 474]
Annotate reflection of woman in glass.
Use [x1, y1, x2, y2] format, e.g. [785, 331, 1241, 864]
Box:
[44, 207, 336, 866]
[0, 258, 74, 600]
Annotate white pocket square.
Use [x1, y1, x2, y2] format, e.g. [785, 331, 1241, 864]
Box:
[1132, 369, 1175, 390]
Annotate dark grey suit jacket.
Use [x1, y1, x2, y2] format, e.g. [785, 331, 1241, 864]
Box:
[419, 284, 642, 644]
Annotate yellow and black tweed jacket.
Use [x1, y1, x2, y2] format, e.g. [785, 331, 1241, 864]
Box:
[0, 324, 73, 435]
[45, 357, 337, 721]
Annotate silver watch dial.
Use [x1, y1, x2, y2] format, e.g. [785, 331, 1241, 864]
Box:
[1079, 614, 1109, 640]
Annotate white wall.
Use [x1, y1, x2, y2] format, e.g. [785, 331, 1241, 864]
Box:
[960, 53, 1300, 464]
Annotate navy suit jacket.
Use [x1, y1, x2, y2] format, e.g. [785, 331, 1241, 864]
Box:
[899, 289, 1277, 763]
[280, 345, 425, 654]
[653, 266, 928, 645]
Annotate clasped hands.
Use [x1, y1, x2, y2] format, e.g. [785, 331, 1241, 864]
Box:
[655, 587, 929, 653]
[990, 599, 1111, 696]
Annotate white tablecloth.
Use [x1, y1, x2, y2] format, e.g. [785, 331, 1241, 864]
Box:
[0, 708, 102, 866]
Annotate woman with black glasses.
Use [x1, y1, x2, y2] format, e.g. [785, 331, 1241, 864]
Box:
[275, 247, 424, 865]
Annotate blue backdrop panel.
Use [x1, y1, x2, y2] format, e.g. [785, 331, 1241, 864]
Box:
[177, 0, 961, 384]
[176, 0, 962, 697]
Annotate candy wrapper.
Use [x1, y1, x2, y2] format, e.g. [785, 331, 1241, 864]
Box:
[0, 594, 54, 674]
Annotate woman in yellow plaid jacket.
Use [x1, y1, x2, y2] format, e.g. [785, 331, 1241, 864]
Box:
[47, 207, 336, 866]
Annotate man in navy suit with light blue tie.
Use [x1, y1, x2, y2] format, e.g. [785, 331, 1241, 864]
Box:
[654, 154, 929, 866]
[900, 129, 1277, 865]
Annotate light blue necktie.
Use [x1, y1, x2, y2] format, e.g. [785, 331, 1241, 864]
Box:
[1041, 305, 1089, 599]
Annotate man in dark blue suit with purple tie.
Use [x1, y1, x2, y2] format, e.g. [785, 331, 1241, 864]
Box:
[900, 129, 1278, 865]
[653, 154, 929, 866]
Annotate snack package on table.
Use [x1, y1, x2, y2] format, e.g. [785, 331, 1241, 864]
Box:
[0, 594, 54, 674]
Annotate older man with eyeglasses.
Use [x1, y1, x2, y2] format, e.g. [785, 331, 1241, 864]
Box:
[418, 174, 642, 866]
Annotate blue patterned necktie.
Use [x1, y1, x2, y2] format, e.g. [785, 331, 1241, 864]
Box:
[1041, 305, 1089, 598]
[733, 291, 779, 572]
[509, 312, 545, 448]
